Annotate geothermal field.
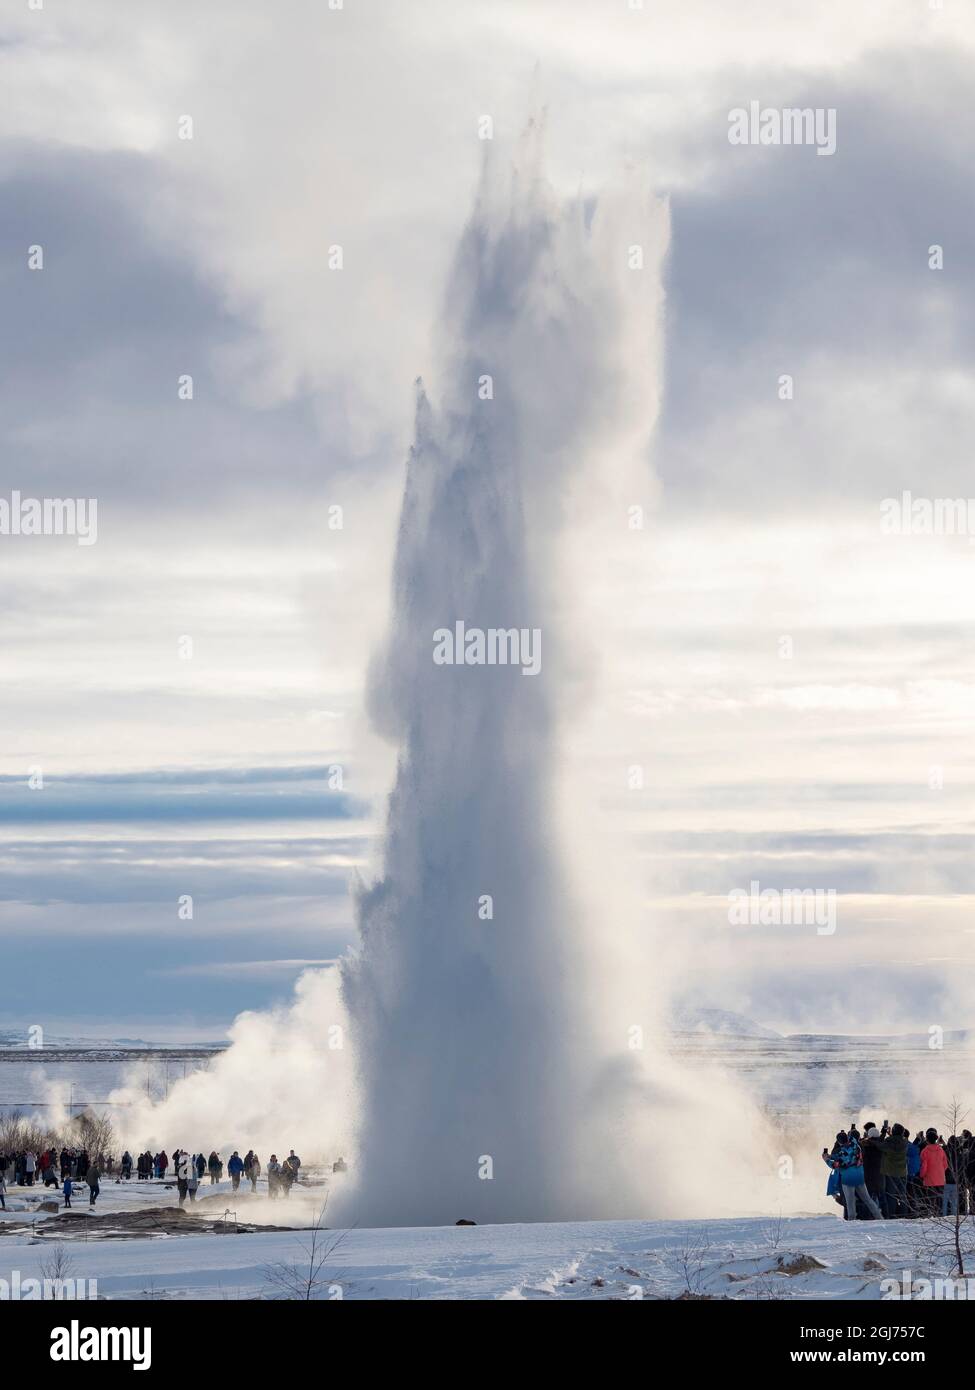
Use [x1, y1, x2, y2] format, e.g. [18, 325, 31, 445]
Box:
[2, 1023, 972, 1305]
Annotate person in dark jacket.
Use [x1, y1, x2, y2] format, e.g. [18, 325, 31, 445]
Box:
[208, 1150, 221, 1184]
[876, 1124, 910, 1218]
[860, 1123, 885, 1212]
[903, 1128, 922, 1215]
[943, 1136, 964, 1217]
[174, 1150, 190, 1205]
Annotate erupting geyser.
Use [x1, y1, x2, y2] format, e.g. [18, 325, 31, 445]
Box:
[103, 126, 764, 1227]
[340, 125, 675, 1225]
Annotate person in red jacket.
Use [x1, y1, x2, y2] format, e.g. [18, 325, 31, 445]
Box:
[919, 1128, 948, 1214]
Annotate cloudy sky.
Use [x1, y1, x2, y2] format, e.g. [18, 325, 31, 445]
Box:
[2, 0, 974, 1038]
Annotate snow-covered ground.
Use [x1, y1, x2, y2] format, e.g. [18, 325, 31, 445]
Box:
[0, 1175, 962, 1300]
[3, 1033, 971, 1301]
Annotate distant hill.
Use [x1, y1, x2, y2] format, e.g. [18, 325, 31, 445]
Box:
[669, 1007, 782, 1040]
[787, 1029, 973, 1046]
[0, 1030, 224, 1051]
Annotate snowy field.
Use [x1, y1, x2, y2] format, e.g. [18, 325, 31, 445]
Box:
[2, 1031, 971, 1302]
[0, 1174, 958, 1301]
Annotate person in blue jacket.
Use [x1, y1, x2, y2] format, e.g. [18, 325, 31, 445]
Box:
[228, 1150, 245, 1192]
[823, 1132, 884, 1221]
[904, 1128, 922, 1215]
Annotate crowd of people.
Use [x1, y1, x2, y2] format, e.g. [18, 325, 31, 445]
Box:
[117, 1147, 304, 1203]
[0, 1144, 307, 1210]
[822, 1121, 975, 1220]
[0, 1147, 105, 1209]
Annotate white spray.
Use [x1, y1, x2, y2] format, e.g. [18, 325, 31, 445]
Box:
[109, 128, 770, 1224]
[338, 126, 702, 1226]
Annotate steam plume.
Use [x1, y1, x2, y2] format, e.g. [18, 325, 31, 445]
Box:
[339, 128, 678, 1225]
